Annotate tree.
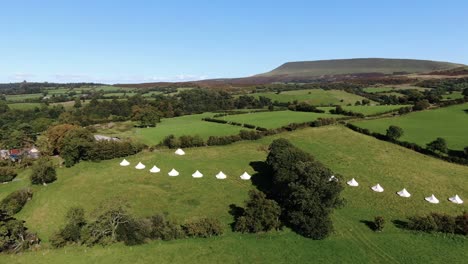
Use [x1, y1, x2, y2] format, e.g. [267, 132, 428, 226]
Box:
[73, 97, 82, 108]
[131, 105, 161, 127]
[59, 128, 95, 167]
[0, 211, 39, 253]
[50, 207, 87, 248]
[464, 147, 468, 158]
[45, 124, 80, 154]
[386, 125, 404, 140]
[234, 189, 281, 233]
[30, 157, 57, 185]
[374, 216, 385, 232]
[413, 100, 430, 111]
[426, 137, 448, 154]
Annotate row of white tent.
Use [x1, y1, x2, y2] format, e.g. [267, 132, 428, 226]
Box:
[120, 159, 251, 180]
[343, 177, 464, 204]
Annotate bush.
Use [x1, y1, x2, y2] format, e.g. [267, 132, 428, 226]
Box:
[183, 218, 223, 238]
[407, 212, 467, 235]
[161, 134, 180, 148]
[386, 125, 404, 140]
[30, 157, 57, 185]
[239, 130, 262, 140]
[148, 214, 185, 241]
[0, 211, 39, 253]
[50, 207, 87, 248]
[179, 135, 205, 148]
[0, 167, 17, 182]
[243, 123, 256, 129]
[0, 188, 33, 215]
[374, 216, 385, 232]
[87, 141, 144, 161]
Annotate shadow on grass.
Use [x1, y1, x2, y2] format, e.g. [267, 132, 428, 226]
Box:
[360, 220, 377, 231]
[228, 204, 244, 231]
[249, 161, 273, 196]
[392, 219, 409, 229]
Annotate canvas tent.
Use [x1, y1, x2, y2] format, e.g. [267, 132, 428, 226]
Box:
[329, 175, 338, 182]
[449, 194, 463, 204]
[192, 170, 203, 178]
[120, 159, 130, 166]
[425, 194, 439, 204]
[168, 169, 179, 177]
[150, 166, 161, 173]
[135, 162, 145, 170]
[175, 148, 185, 156]
[240, 172, 251, 180]
[347, 178, 359, 187]
[371, 184, 384, 192]
[397, 188, 411, 197]
[216, 171, 227, 179]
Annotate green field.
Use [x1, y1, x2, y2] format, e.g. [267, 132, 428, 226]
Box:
[251, 89, 371, 106]
[96, 113, 247, 146]
[363, 86, 429, 94]
[7, 103, 43, 110]
[5, 93, 43, 102]
[2, 126, 467, 263]
[353, 103, 468, 150]
[220, 110, 341, 128]
[442, 91, 464, 100]
[318, 105, 408, 116]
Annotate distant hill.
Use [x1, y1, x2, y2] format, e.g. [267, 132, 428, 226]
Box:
[256, 58, 465, 78]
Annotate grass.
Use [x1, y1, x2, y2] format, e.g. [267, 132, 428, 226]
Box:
[441, 91, 464, 100]
[2, 125, 467, 263]
[318, 105, 408, 116]
[96, 113, 246, 146]
[7, 103, 43, 110]
[363, 86, 429, 94]
[220, 110, 341, 128]
[251, 89, 370, 106]
[352, 103, 468, 150]
[5, 93, 43, 102]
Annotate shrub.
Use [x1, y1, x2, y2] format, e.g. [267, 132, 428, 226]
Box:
[0, 188, 33, 215]
[50, 207, 87, 248]
[239, 130, 262, 140]
[243, 123, 256, 129]
[183, 218, 223, 238]
[148, 214, 185, 241]
[374, 216, 385, 232]
[160, 134, 180, 148]
[0, 211, 39, 253]
[386, 125, 404, 140]
[179, 135, 205, 148]
[30, 157, 57, 185]
[0, 167, 17, 183]
[426, 137, 448, 154]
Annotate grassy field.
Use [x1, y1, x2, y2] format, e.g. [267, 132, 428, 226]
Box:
[251, 89, 371, 106]
[363, 86, 430, 94]
[220, 110, 341, 128]
[96, 113, 247, 146]
[5, 93, 43, 102]
[318, 105, 408, 116]
[441, 91, 464, 100]
[353, 103, 468, 150]
[7, 103, 43, 110]
[1, 125, 467, 263]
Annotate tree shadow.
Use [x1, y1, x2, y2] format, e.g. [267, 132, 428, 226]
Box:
[392, 219, 409, 229]
[249, 161, 273, 196]
[228, 204, 244, 231]
[360, 220, 376, 231]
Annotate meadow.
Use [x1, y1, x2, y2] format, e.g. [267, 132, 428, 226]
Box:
[318, 105, 408, 116]
[5, 93, 43, 102]
[363, 86, 429, 94]
[441, 91, 464, 100]
[1, 125, 467, 263]
[352, 103, 468, 150]
[251, 89, 371, 105]
[7, 102, 43, 110]
[96, 113, 247, 146]
[220, 110, 340, 128]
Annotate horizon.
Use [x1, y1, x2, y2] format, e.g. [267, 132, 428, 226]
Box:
[1, 0, 467, 84]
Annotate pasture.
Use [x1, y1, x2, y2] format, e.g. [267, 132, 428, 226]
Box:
[318, 105, 408, 116]
[441, 91, 464, 100]
[352, 103, 468, 150]
[96, 113, 246, 146]
[251, 89, 371, 105]
[363, 86, 430, 94]
[7, 102, 43, 110]
[5, 93, 43, 102]
[220, 110, 340, 128]
[2, 125, 467, 263]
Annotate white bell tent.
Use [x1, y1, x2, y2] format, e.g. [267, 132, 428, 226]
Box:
[347, 178, 359, 187]
[371, 184, 384, 193]
[174, 148, 185, 156]
[216, 171, 227, 179]
[397, 188, 411, 198]
[149, 166, 161, 173]
[425, 194, 439, 204]
[329, 175, 338, 182]
[120, 159, 130, 166]
[240, 172, 251, 180]
[448, 194, 463, 204]
[192, 170, 203, 178]
[135, 162, 145, 170]
[168, 169, 179, 177]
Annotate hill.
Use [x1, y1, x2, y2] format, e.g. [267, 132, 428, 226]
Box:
[256, 58, 464, 78]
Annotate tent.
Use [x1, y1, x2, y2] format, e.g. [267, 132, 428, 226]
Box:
[216, 171, 227, 179]
[240, 172, 251, 180]
[425, 194, 439, 204]
[168, 169, 179, 177]
[397, 188, 411, 198]
[120, 159, 130, 166]
[135, 162, 145, 170]
[149, 165, 160, 173]
[449, 194, 463, 204]
[347, 178, 359, 187]
[371, 184, 384, 193]
[192, 170, 203, 178]
[329, 175, 338, 182]
[174, 148, 185, 156]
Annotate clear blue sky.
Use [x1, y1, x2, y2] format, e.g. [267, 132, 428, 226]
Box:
[1, 0, 467, 84]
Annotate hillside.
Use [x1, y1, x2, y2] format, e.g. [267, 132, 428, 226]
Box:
[256, 58, 464, 78]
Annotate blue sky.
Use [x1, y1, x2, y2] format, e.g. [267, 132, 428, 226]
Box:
[1, 0, 467, 83]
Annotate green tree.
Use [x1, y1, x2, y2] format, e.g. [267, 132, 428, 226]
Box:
[386, 125, 404, 140]
[50, 207, 87, 248]
[131, 105, 161, 127]
[59, 128, 95, 167]
[30, 157, 57, 185]
[464, 147, 468, 158]
[73, 97, 82, 108]
[426, 137, 448, 154]
[0, 211, 39, 253]
[413, 99, 430, 111]
[234, 189, 281, 233]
